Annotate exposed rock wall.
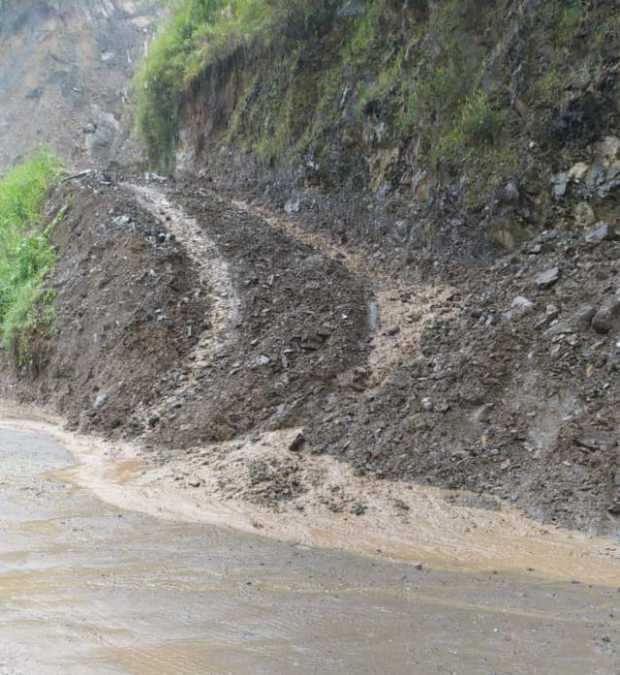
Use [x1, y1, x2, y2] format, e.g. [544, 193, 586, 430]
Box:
[174, 0, 620, 258]
[0, 0, 161, 170]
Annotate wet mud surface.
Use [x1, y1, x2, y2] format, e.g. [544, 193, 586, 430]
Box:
[0, 427, 619, 674]
[1, 173, 619, 549]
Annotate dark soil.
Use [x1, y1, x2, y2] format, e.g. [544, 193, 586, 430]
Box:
[2, 173, 619, 538]
[0, 177, 208, 433]
[136, 181, 370, 449]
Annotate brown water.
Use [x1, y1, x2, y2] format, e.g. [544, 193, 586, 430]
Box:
[0, 428, 618, 674]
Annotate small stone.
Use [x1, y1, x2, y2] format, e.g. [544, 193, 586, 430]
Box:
[188, 478, 203, 488]
[289, 431, 305, 453]
[545, 304, 560, 321]
[551, 173, 569, 199]
[284, 197, 301, 214]
[421, 397, 434, 412]
[574, 305, 596, 328]
[94, 393, 108, 410]
[511, 296, 534, 312]
[585, 222, 617, 243]
[592, 299, 620, 334]
[575, 432, 617, 452]
[535, 267, 561, 290]
[503, 180, 520, 204]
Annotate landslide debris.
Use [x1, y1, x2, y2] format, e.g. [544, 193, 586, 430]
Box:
[0, 175, 208, 435]
[2, 172, 618, 537]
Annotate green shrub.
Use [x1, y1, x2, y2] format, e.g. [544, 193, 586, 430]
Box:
[0, 151, 62, 356]
[432, 90, 502, 168]
[459, 91, 501, 145]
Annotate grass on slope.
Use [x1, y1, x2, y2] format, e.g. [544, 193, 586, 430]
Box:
[133, 0, 315, 169]
[0, 151, 62, 357]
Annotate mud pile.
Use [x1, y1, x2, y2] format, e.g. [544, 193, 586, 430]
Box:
[0, 176, 207, 434]
[2, 172, 617, 537]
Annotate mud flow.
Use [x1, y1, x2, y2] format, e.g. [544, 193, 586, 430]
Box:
[0, 427, 618, 675]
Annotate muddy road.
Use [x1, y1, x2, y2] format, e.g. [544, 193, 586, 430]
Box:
[0, 426, 618, 674]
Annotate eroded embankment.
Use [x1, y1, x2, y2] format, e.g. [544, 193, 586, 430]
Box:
[2, 173, 619, 550]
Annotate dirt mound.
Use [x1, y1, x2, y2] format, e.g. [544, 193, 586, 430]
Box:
[135, 181, 370, 449]
[311, 225, 620, 534]
[2, 173, 618, 539]
[0, 176, 207, 434]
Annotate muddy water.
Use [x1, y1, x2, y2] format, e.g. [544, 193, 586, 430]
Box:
[0, 429, 619, 674]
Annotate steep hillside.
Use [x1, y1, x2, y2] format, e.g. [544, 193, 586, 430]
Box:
[0, 0, 160, 170]
[0, 0, 619, 543]
[135, 0, 620, 256]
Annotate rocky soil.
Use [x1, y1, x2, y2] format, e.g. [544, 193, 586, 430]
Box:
[0, 175, 208, 434]
[1, 167, 618, 539]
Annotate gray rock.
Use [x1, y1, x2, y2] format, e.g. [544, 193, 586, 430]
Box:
[421, 397, 434, 412]
[585, 222, 617, 243]
[284, 197, 301, 215]
[504, 296, 534, 321]
[574, 304, 596, 328]
[289, 431, 305, 452]
[512, 296, 534, 311]
[535, 267, 561, 290]
[592, 298, 620, 334]
[94, 393, 108, 410]
[575, 432, 617, 452]
[551, 173, 569, 199]
[255, 354, 271, 367]
[503, 180, 520, 204]
[545, 304, 560, 321]
[113, 214, 132, 227]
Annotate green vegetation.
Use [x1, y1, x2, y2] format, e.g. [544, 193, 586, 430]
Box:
[134, 0, 618, 212]
[0, 151, 62, 360]
[133, 0, 326, 169]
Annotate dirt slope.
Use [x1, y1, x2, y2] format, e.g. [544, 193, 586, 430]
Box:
[1, 171, 618, 540]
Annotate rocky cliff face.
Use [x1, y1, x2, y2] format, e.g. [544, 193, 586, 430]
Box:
[171, 0, 620, 258]
[0, 0, 160, 170]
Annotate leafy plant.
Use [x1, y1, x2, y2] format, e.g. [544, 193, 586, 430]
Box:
[0, 151, 62, 356]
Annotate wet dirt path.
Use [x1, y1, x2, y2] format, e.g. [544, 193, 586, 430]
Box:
[0, 427, 619, 674]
